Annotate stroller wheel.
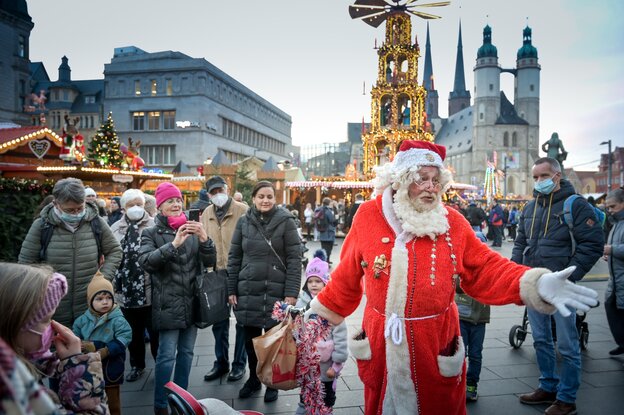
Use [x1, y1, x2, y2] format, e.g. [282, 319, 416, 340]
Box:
[509, 325, 527, 349]
[580, 323, 589, 351]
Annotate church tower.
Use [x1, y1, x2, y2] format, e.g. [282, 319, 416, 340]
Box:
[423, 22, 439, 120]
[515, 26, 540, 148]
[362, 12, 432, 179]
[448, 21, 471, 116]
[473, 25, 501, 148]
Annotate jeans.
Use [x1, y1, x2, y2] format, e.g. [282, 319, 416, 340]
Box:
[491, 225, 503, 246]
[154, 326, 198, 409]
[121, 306, 159, 369]
[211, 315, 247, 371]
[527, 307, 581, 403]
[460, 320, 486, 385]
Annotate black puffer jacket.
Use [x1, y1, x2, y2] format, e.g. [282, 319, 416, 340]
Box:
[227, 206, 301, 328]
[139, 214, 215, 331]
[511, 179, 604, 282]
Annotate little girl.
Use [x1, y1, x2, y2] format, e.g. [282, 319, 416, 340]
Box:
[295, 250, 348, 413]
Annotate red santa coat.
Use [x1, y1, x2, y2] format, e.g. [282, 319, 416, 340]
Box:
[311, 189, 554, 415]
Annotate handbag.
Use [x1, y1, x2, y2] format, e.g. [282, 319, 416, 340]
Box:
[194, 268, 230, 329]
[252, 313, 298, 390]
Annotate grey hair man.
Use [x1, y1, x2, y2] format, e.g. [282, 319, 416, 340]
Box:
[18, 177, 122, 326]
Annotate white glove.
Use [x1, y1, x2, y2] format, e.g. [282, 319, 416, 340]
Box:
[536, 266, 599, 317]
[303, 308, 316, 322]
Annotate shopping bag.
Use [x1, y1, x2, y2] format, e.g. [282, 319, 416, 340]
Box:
[252, 314, 298, 390]
[194, 269, 230, 329]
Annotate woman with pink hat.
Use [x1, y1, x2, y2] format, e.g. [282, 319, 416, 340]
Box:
[138, 182, 216, 415]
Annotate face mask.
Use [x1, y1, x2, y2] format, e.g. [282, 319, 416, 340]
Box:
[126, 206, 145, 221]
[55, 206, 86, 223]
[25, 324, 54, 360]
[534, 177, 556, 195]
[211, 193, 228, 208]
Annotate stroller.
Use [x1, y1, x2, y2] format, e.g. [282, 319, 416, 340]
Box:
[508, 307, 589, 350]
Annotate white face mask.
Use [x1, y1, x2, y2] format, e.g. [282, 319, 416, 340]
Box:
[211, 193, 229, 208]
[126, 205, 145, 221]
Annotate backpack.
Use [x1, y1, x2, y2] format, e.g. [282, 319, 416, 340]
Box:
[562, 194, 606, 255]
[39, 217, 103, 261]
[314, 207, 329, 232]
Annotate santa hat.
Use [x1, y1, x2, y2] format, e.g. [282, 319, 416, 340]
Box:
[87, 271, 115, 312]
[24, 273, 67, 330]
[155, 182, 183, 208]
[373, 140, 449, 194]
[305, 249, 330, 285]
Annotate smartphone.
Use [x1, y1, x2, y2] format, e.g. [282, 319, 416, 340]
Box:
[188, 209, 200, 222]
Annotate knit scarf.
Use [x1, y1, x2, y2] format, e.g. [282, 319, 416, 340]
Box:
[115, 221, 146, 307]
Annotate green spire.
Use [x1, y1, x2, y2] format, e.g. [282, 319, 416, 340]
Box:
[517, 26, 538, 59]
[477, 24, 498, 59]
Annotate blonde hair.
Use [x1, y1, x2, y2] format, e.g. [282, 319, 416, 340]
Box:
[0, 263, 52, 353]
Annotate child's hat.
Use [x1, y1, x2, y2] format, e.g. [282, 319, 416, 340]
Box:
[24, 272, 67, 330]
[87, 270, 115, 311]
[305, 249, 330, 284]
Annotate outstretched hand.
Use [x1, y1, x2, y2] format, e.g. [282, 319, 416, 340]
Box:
[537, 266, 599, 317]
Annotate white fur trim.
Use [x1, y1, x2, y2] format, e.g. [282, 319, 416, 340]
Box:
[519, 268, 557, 314]
[438, 336, 465, 377]
[382, 187, 405, 239]
[310, 297, 345, 325]
[393, 148, 443, 174]
[382, 243, 419, 414]
[348, 330, 372, 360]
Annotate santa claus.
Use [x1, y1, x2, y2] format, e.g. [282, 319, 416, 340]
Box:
[309, 140, 598, 415]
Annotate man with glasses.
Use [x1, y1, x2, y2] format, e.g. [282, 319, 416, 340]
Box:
[19, 177, 122, 327]
[306, 142, 599, 414]
[512, 157, 603, 415]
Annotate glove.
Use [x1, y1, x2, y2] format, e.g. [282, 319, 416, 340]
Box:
[97, 347, 110, 360]
[303, 308, 317, 322]
[81, 341, 96, 353]
[536, 266, 599, 317]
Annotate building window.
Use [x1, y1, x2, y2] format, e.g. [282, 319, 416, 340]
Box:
[512, 132, 518, 147]
[163, 111, 175, 129]
[62, 91, 69, 101]
[166, 79, 173, 96]
[90, 116, 94, 128]
[84, 96, 95, 104]
[530, 84, 535, 92]
[151, 80, 157, 96]
[53, 90, 58, 101]
[148, 111, 161, 130]
[135, 80, 141, 96]
[18, 36, 25, 58]
[489, 84, 494, 91]
[141, 145, 176, 166]
[132, 112, 145, 130]
[503, 132, 509, 147]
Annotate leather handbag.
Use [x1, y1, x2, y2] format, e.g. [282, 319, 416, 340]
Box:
[194, 268, 230, 329]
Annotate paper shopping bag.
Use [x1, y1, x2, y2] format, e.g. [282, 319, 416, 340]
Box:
[252, 314, 297, 390]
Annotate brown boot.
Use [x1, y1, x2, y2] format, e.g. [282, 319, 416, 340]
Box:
[519, 388, 557, 405]
[154, 407, 169, 415]
[545, 400, 577, 415]
[105, 385, 121, 415]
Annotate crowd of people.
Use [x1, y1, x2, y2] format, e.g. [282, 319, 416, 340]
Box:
[1, 145, 622, 415]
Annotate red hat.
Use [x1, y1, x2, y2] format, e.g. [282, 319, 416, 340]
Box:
[398, 140, 446, 161]
[392, 140, 446, 175]
[155, 182, 182, 208]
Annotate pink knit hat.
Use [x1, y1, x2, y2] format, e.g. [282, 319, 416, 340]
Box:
[305, 257, 329, 285]
[24, 273, 67, 330]
[155, 182, 182, 208]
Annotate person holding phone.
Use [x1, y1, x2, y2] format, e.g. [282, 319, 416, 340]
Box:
[0, 263, 109, 414]
[139, 182, 216, 415]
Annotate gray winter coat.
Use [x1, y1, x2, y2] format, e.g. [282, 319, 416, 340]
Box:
[18, 203, 122, 326]
[606, 210, 624, 309]
[138, 214, 216, 331]
[227, 206, 301, 328]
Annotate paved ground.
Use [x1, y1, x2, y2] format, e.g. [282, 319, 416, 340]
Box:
[121, 236, 623, 415]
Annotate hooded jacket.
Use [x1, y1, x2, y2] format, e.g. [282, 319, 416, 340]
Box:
[201, 197, 248, 270]
[18, 203, 122, 326]
[606, 209, 624, 308]
[227, 206, 301, 328]
[511, 179, 604, 281]
[138, 214, 216, 331]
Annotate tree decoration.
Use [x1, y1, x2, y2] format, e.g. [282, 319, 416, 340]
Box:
[87, 112, 124, 168]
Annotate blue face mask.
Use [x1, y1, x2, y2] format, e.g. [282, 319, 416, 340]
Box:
[534, 177, 556, 195]
[55, 207, 86, 223]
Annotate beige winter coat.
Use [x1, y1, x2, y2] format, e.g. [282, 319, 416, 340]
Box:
[200, 198, 248, 270]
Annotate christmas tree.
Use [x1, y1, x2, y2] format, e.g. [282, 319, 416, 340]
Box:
[87, 112, 124, 168]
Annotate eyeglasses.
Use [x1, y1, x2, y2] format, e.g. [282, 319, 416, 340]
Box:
[56, 203, 85, 215]
[414, 179, 442, 190]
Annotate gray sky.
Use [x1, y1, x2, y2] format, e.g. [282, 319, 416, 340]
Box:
[28, 0, 623, 170]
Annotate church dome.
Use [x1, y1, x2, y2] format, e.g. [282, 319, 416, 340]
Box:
[517, 26, 538, 59]
[477, 25, 498, 59]
[0, 0, 31, 21]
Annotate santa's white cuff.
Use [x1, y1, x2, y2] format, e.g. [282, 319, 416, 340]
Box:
[519, 268, 557, 314]
[310, 297, 345, 325]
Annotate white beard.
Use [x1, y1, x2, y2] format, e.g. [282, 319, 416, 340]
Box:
[392, 185, 449, 240]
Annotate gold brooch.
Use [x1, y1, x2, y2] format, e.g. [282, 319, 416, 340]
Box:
[425, 153, 435, 162]
[373, 254, 388, 279]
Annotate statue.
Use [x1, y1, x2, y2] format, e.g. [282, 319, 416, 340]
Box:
[541, 132, 567, 169]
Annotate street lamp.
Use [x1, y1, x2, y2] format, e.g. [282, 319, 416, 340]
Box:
[600, 140, 612, 191]
[503, 155, 508, 197]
